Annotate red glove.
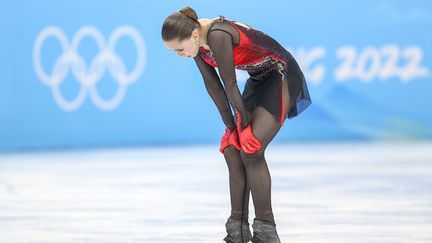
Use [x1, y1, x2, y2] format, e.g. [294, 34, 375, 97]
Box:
[239, 124, 262, 154]
[219, 127, 241, 154]
[234, 108, 262, 154]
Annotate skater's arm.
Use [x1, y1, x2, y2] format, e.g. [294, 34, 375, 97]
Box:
[207, 29, 249, 130]
[194, 54, 236, 131]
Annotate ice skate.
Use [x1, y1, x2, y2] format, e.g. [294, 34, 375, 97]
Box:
[222, 216, 252, 243]
[250, 218, 281, 243]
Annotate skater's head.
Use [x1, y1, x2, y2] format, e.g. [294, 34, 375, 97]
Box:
[162, 6, 202, 58]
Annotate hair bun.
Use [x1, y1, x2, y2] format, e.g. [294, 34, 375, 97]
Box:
[179, 6, 198, 21]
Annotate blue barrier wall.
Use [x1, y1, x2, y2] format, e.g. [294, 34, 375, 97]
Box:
[1, 0, 431, 150]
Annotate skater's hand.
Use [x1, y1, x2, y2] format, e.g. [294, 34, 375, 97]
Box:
[239, 124, 262, 154]
[219, 127, 241, 154]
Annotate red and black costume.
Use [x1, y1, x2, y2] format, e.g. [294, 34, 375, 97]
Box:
[194, 15, 311, 133]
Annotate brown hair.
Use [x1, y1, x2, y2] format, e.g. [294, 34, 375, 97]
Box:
[161, 6, 201, 42]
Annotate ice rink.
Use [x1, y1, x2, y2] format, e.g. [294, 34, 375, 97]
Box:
[1, 141, 431, 242]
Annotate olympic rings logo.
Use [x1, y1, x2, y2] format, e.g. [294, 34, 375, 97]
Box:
[33, 25, 146, 111]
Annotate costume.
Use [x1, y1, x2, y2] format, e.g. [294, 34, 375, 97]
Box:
[194, 15, 311, 129]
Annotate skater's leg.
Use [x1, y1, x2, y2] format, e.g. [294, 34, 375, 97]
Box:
[222, 110, 254, 242]
[239, 107, 280, 224]
[223, 146, 250, 222]
[223, 110, 254, 222]
[240, 79, 293, 225]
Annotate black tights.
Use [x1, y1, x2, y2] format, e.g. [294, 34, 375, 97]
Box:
[223, 79, 293, 224]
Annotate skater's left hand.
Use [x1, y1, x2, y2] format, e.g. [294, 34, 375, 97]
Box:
[239, 124, 262, 154]
[219, 127, 241, 154]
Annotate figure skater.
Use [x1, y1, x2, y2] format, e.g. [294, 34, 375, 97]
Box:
[162, 6, 311, 243]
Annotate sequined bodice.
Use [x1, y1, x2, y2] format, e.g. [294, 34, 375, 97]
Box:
[198, 16, 294, 79]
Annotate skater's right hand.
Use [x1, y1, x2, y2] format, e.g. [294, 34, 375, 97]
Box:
[219, 127, 241, 154]
[238, 124, 262, 154]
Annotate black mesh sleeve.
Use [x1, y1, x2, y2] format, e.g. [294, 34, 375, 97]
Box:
[193, 54, 236, 131]
[207, 29, 249, 130]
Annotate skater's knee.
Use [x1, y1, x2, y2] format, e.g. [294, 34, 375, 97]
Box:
[223, 145, 239, 155]
[240, 148, 265, 165]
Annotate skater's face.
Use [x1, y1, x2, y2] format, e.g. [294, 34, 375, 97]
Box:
[164, 29, 200, 58]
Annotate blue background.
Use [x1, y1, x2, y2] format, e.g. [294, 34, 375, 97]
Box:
[0, 0, 431, 151]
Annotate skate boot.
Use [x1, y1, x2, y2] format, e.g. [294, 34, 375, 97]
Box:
[250, 218, 281, 243]
[223, 216, 252, 243]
